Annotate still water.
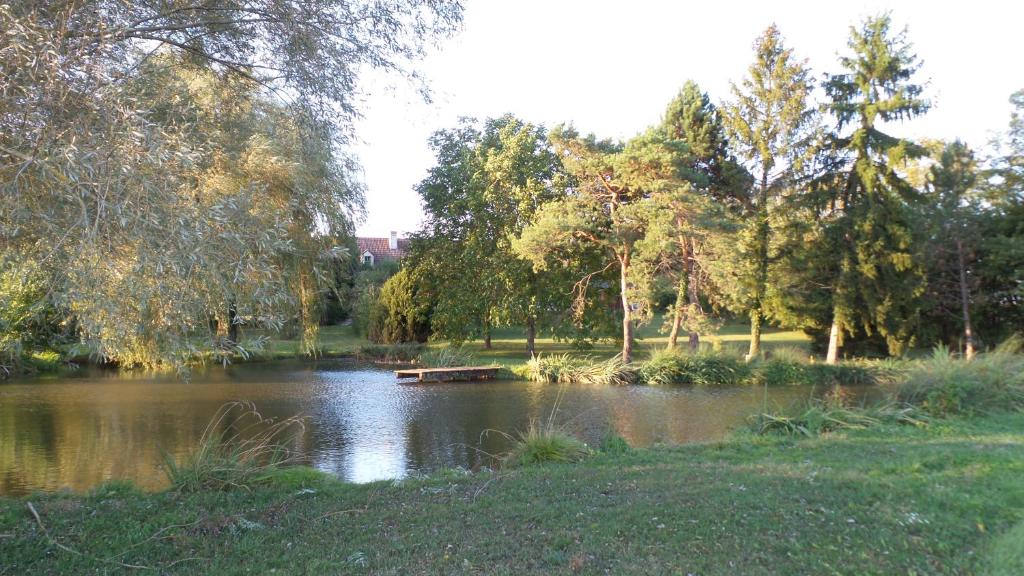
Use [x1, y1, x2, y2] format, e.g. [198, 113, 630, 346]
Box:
[1, 360, 833, 495]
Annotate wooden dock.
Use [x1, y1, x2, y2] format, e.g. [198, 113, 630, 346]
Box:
[395, 366, 500, 383]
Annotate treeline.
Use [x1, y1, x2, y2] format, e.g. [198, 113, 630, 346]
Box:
[0, 1, 463, 374]
[371, 16, 1023, 363]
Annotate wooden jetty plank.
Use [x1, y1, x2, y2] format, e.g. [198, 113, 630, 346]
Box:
[395, 366, 500, 383]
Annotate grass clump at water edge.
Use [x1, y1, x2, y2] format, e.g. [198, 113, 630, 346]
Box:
[636, 348, 750, 386]
[163, 401, 308, 492]
[499, 386, 592, 467]
[895, 339, 1024, 416]
[748, 397, 928, 437]
[417, 344, 477, 368]
[524, 353, 635, 385]
[355, 342, 424, 363]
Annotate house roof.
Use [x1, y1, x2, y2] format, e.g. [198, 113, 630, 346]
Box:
[356, 237, 409, 261]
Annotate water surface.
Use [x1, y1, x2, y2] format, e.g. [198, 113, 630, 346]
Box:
[1, 360, 838, 495]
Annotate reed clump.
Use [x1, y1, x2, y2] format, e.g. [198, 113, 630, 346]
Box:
[163, 401, 307, 492]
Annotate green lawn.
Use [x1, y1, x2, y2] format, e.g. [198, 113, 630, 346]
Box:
[441, 318, 809, 370]
[3, 414, 1022, 575]
[258, 324, 368, 359]
[264, 317, 811, 370]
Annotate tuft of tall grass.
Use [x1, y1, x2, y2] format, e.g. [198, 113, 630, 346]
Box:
[501, 387, 591, 467]
[163, 402, 307, 492]
[896, 341, 1024, 416]
[417, 344, 476, 368]
[637, 348, 750, 387]
[503, 421, 591, 467]
[356, 343, 424, 363]
[525, 353, 635, 385]
[749, 400, 927, 437]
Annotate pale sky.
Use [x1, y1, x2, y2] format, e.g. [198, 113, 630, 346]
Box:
[352, 0, 1023, 238]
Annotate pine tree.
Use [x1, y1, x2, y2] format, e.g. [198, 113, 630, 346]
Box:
[721, 24, 817, 360]
[659, 81, 749, 350]
[818, 14, 930, 363]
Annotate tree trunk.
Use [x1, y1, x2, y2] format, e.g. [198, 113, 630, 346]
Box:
[747, 309, 762, 361]
[483, 315, 492, 350]
[826, 316, 841, 364]
[227, 301, 239, 343]
[956, 239, 976, 360]
[526, 317, 536, 356]
[619, 254, 633, 364]
[749, 167, 770, 361]
[667, 278, 686, 349]
[684, 239, 700, 352]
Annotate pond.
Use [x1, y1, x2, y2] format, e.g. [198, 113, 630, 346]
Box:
[1, 360, 849, 496]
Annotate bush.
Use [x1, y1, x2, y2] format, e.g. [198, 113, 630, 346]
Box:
[636, 348, 750, 387]
[895, 342, 1024, 416]
[418, 344, 476, 368]
[163, 402, 306, 492]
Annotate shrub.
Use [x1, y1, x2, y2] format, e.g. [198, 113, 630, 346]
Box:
[749, 400, 927, 437]
[637, 349, 750, 387]
[895, 343, 1024, 416]
[418, 344, 476, 368]
[163, 402, 306, 492]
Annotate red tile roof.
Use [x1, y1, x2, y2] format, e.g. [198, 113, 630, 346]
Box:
[357, 237, 409, 262]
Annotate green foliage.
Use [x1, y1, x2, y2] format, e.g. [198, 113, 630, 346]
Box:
[410, 115, 574, 349]
[503, 422, 591, 467]
[598, 430, 631, 455]
[749, 400, 927, 437]
[356, 343, 424, 363]
[524, 354, 636, 386]
[369, 269, 432, 344]
[163, 402, 306, 492]
[636, 348, 751, 386]
[717, 25, 818, 356]
[417, 345, 476, 368]
[350, 261, 400, 339]
[1, 1, 462, 369]
[986, 520, 1024, 576]
[814, 14, 931, 359]
[516, 121, 698, 362]
[896, 341, 1024, 416]
[751, 358, 884, 387]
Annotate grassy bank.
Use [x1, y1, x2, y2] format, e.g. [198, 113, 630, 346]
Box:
[2, 413, 1022, 575]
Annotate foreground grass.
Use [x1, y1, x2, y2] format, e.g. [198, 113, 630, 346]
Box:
[3, 414, 1022, 575]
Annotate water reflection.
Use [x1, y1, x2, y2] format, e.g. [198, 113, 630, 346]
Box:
[0, 361, 847, 495]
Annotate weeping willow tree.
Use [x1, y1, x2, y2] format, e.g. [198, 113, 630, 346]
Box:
[0, 1, 462, 368]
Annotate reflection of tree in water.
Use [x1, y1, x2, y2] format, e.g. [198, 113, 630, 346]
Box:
[0, 363, 881, 495]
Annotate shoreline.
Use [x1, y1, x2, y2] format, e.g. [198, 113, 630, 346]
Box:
[2, 412, 1022, 574]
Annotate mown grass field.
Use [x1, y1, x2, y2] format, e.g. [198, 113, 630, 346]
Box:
[2, 413, 1022, 575]
[262, 317, 812, 370]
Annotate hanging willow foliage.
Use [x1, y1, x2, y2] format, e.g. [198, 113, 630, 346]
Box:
[0, 1, 463, 368]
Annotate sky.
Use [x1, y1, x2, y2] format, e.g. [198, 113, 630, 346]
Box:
[352, 0, 1023, 238]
